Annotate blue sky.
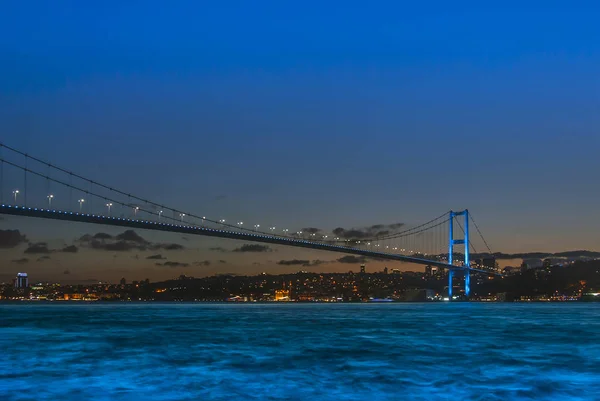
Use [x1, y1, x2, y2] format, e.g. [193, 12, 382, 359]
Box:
[1, 2, 599, 281]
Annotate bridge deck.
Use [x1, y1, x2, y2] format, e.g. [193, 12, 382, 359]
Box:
[0, 205, 498, 275]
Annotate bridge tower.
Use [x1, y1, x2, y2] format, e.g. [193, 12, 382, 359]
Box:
[448, 210, 470, 299]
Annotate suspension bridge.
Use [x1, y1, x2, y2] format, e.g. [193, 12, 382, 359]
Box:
[0, 143, 499, 299]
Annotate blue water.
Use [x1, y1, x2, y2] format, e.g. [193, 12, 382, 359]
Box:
[1, 303, 599, 401]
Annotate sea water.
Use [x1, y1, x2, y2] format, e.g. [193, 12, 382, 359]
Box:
[1, 303, 599, 401]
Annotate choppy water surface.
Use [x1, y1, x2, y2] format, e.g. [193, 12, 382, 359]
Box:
[1, 303, 599, 401]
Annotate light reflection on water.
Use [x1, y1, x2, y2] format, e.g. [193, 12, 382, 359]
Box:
[1, 303, 599, 401]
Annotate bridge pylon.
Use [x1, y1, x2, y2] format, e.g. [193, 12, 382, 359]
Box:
[448, 209, 470, 299]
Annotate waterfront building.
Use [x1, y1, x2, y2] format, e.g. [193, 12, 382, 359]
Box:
[15, 273, 28, 288]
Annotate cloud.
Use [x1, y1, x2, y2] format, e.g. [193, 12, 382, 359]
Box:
[218, 260, 227, 264]
[24, 242, 78, 254]
[116, 230, 148, 244]
[193, 260, 211, 267]
[233, 244, 271, 253]
[12, 258, 29, 265]
[37, 255, 51, 262]
[302, 227, 322, 234]
[156, 261, 189, 268]
[332, 228, 368, 240]
[101, 241, 141, 252]
[209, 247, 228, 252]
[0, 229, 27, 248]
[24, 242, 51, 254]
[79, 230, 184, 252]
[146, 254, 166, 260]
[277, 259, 310, 266]
[331, 222, 404, 240]
[63, 269, 71, 275]
[276, 259, 331, 267]
[337, 255, 367, 264]
[152, 243, 184, 251]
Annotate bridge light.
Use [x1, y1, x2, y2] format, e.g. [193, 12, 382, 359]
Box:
[106, 203, 112, 216]
[78, 199, 85, 211]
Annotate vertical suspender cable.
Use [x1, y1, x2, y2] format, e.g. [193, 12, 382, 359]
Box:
[24, 154, 28, 207]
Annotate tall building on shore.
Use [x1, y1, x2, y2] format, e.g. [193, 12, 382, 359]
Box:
[15, 273, 28, 288]
[360, 264, 366, 274]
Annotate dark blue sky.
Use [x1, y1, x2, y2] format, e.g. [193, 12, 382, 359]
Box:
[1, 2, 599, 281]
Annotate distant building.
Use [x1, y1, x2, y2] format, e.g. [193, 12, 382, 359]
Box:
[400, 289, 435, 302]
[482, 258, 497, 270]
[15, 273, 28, 288]
[360, 264, 366, 274]
[120, 277, 126, 286]
[275, 290, 290, 301]
[391, 269, 401, 275]
[383, 267, 388, 275]
[425, 265, 432, 278]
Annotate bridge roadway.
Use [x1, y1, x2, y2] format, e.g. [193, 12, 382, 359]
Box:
[0, 204, 496, 275]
